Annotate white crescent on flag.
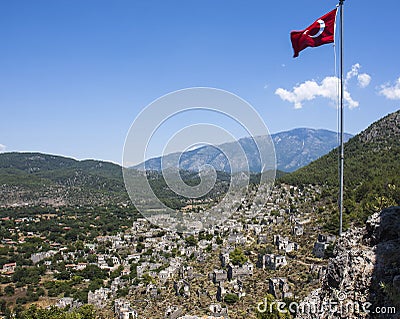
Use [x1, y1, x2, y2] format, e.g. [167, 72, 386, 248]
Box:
[309, 19, 325, 38]
[291, 8, 337, 58]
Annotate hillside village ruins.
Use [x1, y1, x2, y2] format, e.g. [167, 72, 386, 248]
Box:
[0, 183, 335, 318]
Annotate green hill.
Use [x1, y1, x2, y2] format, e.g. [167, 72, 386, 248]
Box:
[280, 110, 400, 224]
[0, 153, 128, 206]
[2, 154, 124, 190]
[0, 153, 252, 208]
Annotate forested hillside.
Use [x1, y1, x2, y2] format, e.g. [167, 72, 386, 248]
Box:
[280, 110, 400, 225]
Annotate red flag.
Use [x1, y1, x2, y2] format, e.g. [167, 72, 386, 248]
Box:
[291, 9, 337, 58]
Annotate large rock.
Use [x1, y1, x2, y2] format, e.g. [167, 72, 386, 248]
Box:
[296, 206, 400, 319]
[393, 275, 400, 293]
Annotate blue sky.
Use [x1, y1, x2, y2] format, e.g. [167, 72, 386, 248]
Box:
[1, 0, 399, 164]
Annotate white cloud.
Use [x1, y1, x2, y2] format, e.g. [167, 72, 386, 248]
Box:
[275, 64, 370, 109]
[345, 63, 371, 88]
[275, 76, 358, 109]
[379, 78, 400, 100]
[358, 73, 371, 88]
[0, 144, 6, 152]
[346, 63, 361, 81]
[343, 90, 359, 109]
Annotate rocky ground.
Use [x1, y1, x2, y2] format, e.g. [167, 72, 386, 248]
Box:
[296, 206, 400, 319]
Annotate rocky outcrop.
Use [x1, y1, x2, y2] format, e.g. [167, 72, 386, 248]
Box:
[358, 110, 400, 146]
[296, 206, 400, 319]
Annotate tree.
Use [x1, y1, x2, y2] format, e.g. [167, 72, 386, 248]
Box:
[324, 243, 335, 259]
[117, 287, 129, 298]
[79, 264, 106, 280]
[224, 293, 239, 304]
[86, 254, 97, 263]
[55, 270, 71, 280]
[88, 279, 103, 292]
[74, 304, 96, 319]
[136, 242, 145, 253]
[0, 299, 6, 313]
[142, 273, 155, 285]
[184, 235, 197, 247]
[73, 289, 89, 303]
[229, 247, 247, 266]
[4, 285, 14, 296]
[18, 304, 96, 319]
[12, 266, 44, 285]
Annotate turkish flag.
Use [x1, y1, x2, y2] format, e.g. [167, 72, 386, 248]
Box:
[291, 9, 337, 58]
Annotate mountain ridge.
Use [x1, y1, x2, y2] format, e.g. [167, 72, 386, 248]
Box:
[133, 128, 352, 173]
[0, 127, 354, 207]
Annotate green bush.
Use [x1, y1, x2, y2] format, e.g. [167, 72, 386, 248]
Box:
[224, 293, 239, 304]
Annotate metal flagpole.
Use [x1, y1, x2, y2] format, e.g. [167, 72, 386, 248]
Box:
[339, 0, 345, 236]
